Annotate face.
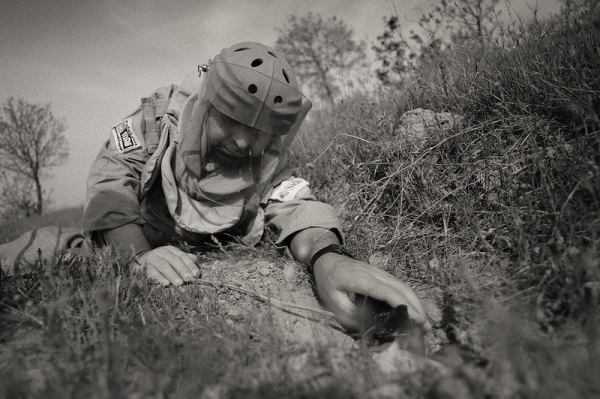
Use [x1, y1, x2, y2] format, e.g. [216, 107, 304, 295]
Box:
[205, 107, 272, 166]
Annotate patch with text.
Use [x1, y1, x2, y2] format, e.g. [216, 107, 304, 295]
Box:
[269, 177, 309, 202]
[112, 117, 141, 153]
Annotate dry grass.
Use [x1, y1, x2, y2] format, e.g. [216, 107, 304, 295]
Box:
[287, 4, 600, 397]
[1, 245, 373, 398]
[292, 2, 600, 327]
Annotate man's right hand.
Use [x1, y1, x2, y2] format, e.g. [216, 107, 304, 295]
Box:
[133, 245, 200, 286]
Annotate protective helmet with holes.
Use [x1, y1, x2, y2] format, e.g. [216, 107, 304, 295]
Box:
[204, 42, 308, 135]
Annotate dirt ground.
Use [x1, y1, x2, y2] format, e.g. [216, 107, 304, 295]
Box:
[191, 255, 451, 397]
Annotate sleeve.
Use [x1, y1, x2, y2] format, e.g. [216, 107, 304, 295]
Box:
[98, 223, 152, 262]
[83, 108, 150, 234]
[264, 176, 344, 247]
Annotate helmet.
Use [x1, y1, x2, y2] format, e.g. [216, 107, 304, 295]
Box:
[204, 42, 308, 135]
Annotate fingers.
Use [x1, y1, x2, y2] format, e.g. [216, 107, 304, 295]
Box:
[353, 276, 428, 326]
[136, 246, 200, 287]
[146, 264, 173, 286]
[315, 257, 430, 329]
[324, 278, 427, 332]
[326, 290, 363, 331]
[162, 246, 200, 282]
[340, 263, 429, 326]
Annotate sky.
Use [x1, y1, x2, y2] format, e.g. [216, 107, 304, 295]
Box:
[0, 0, 561, 210]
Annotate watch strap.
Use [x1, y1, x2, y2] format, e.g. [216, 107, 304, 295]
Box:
[309, 244, 354, 272]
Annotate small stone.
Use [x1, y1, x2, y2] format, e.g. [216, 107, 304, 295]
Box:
[282, 263, 297, 283]
[428, 258, 440, 270]
[259, 266, 271, 276]
[226, 308, 244, 321]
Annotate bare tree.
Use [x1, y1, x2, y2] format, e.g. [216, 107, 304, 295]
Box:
[0, 171, 38, 219]
[451, 0, 502, 43]
[275, 12, 367, 102]
[0, 97, 69, 216]
[409, 0, 502, 50]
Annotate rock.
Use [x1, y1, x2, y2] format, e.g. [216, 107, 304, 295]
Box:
[426, 328, 448, 355]
[282, 263, 298, 283]
[428, 258, 440, 270]
[398, 108, 463, 141]
[226, 307, 244, 321]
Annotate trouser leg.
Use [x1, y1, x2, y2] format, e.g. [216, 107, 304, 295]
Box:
[0, 226, 85, 275]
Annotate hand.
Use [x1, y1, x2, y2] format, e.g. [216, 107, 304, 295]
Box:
[313, 254, 430, 332]
[133, 245, 200, 286]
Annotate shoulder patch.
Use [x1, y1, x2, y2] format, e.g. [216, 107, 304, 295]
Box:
[112, 117, 142, 153]
[270, 177, 309, 202]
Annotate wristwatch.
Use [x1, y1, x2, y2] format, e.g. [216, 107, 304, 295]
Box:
[309, 244, 354, 272]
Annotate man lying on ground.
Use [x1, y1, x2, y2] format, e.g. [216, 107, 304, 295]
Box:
[1, 42, 428, 334]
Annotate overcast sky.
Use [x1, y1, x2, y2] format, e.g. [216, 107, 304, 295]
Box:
[0, 0, 561, 210]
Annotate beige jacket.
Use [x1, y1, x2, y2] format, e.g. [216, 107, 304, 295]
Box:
[83, 74, 342, 250]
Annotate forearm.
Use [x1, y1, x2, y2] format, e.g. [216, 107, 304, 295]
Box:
[288, 227, 341, 267]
